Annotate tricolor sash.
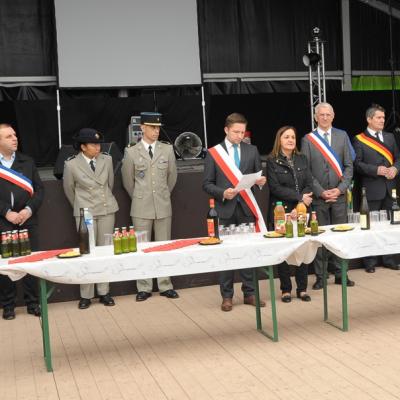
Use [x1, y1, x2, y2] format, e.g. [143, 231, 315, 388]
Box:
[208, 144, 266, 232]
[355, 132, 394, 165]
[306, 131, 344, 179]
[0, 164, 34, 196]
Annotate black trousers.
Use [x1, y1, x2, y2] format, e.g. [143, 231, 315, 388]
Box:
[0, 223, 39, 308]
[313, 199, 347, 278]
[219, 202, 255, 298]
[278, 262, 308, 293]
[363, 196, 397, 268]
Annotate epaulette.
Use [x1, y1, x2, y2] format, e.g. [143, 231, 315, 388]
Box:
[66, 155, 76, 161]
[160, 140, 172, 146]
[126, 142, 137, 148]
[101, 151, 109, 156]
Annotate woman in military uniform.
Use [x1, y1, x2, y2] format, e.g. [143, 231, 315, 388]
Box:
[63, 128, 118, 309]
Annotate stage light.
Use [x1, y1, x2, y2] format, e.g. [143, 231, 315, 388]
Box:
[302, 52, 321, 67]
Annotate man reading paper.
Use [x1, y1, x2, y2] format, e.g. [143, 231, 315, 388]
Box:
[202, 113, 266, 312]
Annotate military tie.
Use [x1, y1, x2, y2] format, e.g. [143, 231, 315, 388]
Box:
[233, 144, 240, 168]
[89, 160, 95, 172]
[148, 145, 153, 159]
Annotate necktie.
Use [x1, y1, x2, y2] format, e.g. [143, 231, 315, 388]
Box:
[148, 145, 153, 159]
[323, 132, 329, 145]
[376, 131, 383, 142]
[233, 144, 240, 168]
[89, 160, 95, 172]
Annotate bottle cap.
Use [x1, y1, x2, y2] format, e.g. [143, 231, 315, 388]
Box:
[276, 201, 283, 205]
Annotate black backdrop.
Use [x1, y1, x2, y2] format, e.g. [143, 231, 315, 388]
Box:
[0, 90, 397, 166]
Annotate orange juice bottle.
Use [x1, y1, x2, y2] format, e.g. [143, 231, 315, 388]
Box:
[274, 202, 286, 233]
[296, 201, 307, 218]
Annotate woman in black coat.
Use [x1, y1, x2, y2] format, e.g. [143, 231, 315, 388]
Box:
[266, 126, 313, 303]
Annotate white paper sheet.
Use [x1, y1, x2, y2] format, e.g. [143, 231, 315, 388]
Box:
[235, 170, 262, 191]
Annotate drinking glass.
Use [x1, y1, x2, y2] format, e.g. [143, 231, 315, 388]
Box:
[379, 210, 389, 222]
[103, 233, 113, 246]
[370, 211, 380, 223]
[136, 230, 148, 243]
[353, 212, 360, 224]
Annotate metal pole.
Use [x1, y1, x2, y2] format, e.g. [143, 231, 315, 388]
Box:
[307, 43, 314, 130]
[201, 85, 208, 149]
[56, 89, 62, 149]
[321, 42, 327, 102]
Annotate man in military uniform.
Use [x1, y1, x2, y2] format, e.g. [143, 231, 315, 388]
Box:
[121, 112, 178, 301]
[0, 123, 44, 320]
[63, 128, 118, 309]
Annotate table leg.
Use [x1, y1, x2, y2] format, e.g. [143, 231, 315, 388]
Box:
[324, 259, 349, 332]
[253, 267, 278, 342]
[323, 255, 328, 321]
[39, 279, 53, 372]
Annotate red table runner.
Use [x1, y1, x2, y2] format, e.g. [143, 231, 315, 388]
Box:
[142, 238, 203, 253]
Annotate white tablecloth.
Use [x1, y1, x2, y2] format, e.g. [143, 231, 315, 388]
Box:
[1, 222, 399, 285]
[0, 233, 320, 284]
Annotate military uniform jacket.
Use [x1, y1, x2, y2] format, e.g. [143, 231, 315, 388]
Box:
[63, 152, 119, 217]
[0, 152, 44, 226]
[354, 130, 400, 201]
[121, 141, 177, 219]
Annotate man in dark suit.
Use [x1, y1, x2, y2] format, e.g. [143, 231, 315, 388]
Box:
[202, 113, 266, 311]
[301, 102, 355, 290]
[354, 104, 400, 272]
[0, 123, 44, 320]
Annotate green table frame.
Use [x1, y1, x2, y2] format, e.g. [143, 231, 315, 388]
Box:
[38, 266, 280, 372]
[323, 258, 349, 332]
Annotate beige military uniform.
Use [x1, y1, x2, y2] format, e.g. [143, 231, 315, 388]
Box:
[63, 152, 119, 299]
[121, 140, 177, 293]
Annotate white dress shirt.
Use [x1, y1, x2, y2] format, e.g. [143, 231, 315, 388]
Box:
[225, 138, 241, 163]
[0, 152, 16, 168]
[367, 128, 383, 143]
[317, 127, 332, 146]
[142, 140, 156, 158]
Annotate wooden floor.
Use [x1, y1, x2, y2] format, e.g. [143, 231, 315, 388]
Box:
[2, 268, 400, 400]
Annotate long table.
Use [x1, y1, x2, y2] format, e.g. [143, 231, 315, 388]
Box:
[0, 233, 321, 372]
[2, 222, 400, 373]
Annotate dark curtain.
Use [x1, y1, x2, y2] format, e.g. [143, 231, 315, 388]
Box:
[198, 0, 342, 73]
[0, 0, 56, 76]
[9, 95, 203, 166]
[350, 1, 400, 71]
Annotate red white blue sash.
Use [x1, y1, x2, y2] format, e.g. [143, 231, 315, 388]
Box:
[306, 131, 343, 179]
[0, 164, 34, 196]
[208, 144, 266, 232]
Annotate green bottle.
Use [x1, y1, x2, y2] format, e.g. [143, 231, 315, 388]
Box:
[297, 215, 305, 237]
[113, 228, 122, 255]
[310, 211, 319, 236]
[285, 215, 293, 238]
[121, 227, 129, 253]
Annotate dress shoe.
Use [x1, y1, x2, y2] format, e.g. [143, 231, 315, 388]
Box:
[136, 291, 152, 302]
[384, 264, 400, 270]
[281, 294, 292, 303]
[244, 295, 266, 307]
[2, 306, 15, 320]
[334, 276, 355, 287]
[78, 298, 91, 309]
[296, 291, 311, 302]
[221, 298, 233, 312]
[99, 293, 115, 306]
[312, 278, 323, 290]
[27, 303, 41, 316]
[365, 266, 376, 273]
[160, 289, 179, 299]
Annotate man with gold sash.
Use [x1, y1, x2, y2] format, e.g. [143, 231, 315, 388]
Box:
[0, 123, 44, 320]
[354, 104, 400, 272]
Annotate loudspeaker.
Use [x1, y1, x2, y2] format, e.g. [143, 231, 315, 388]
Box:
[53, 142, 123, 179]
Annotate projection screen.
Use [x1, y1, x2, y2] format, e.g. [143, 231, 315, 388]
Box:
[54, 0, 202, 88]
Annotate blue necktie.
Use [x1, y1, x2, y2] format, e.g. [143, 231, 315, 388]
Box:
[323, 132, 329, 145]
[233, 144, 240, 168]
